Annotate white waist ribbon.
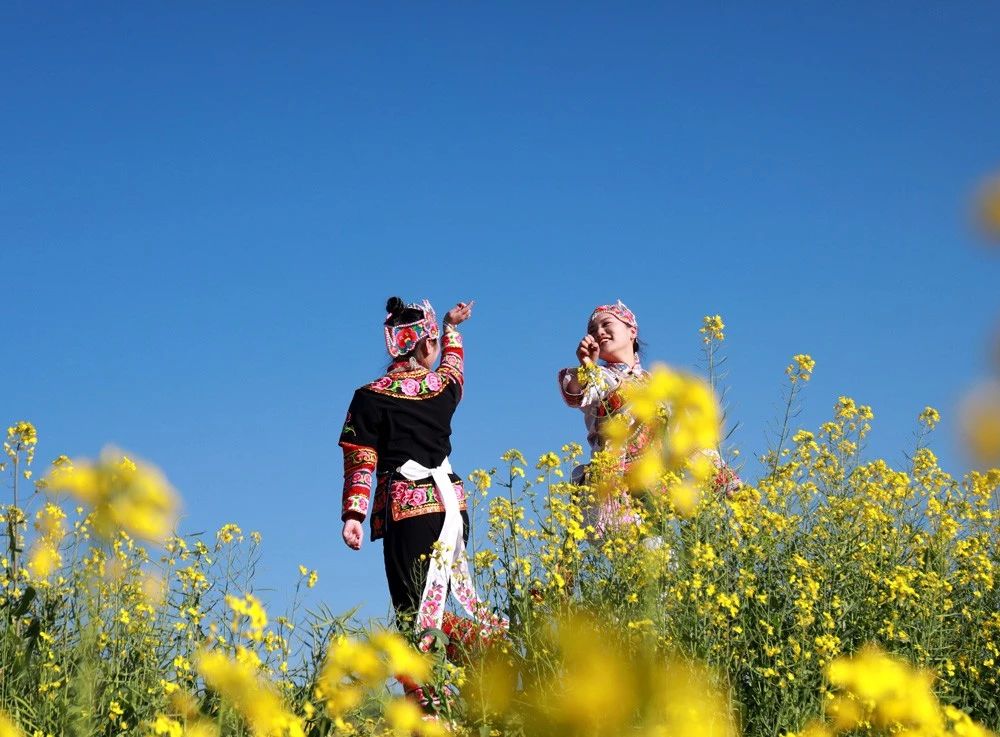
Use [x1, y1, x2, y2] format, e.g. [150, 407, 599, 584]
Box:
[397, 458, 495, 636]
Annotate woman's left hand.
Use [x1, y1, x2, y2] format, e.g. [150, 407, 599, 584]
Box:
[444, 300, 474, 326]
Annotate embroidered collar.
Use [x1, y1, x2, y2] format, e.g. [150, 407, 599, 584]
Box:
[366, 367, 451, 400]
[604, 360, 645, 377]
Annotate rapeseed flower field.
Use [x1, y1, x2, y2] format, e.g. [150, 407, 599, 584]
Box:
[2, 310, 999, 737]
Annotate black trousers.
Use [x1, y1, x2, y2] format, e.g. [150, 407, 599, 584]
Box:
[382, 509, 470, 621]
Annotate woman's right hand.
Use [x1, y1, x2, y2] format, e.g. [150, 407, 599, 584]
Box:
[342, 519, 364, 550]
[444, 301, 474, 326]
[576, 335, 600, 365]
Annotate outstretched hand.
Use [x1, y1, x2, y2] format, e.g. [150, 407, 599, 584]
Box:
[577, 334, 600, 365]
[342, 519, 363, 550]
[444, 300, 475, 326]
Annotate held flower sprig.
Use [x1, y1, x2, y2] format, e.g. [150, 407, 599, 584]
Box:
[577, 360, 607, 391]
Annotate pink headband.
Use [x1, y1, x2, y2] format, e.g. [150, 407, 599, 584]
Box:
[589, 300, 638, 335]
[384, 299, 440, 358]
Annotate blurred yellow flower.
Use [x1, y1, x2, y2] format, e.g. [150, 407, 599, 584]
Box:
[42, 448, 180, 544]
[370, 630, 431, 682]
[384, 698, 445, 737]
[960, 381, 1000, 465]
[150, 715, 182, 737]
[0, 710, 23, 737]
[26, 541, 61, 579]
[826, 646, 943, 733]
[226, 593, 268, 637]
[195, 650, 303, 737]
[976, 173, 1000, 241]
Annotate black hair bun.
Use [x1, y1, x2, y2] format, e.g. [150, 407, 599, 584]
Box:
[385, 296, 406, 315]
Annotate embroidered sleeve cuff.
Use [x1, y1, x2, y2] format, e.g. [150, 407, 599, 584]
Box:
[439, 325, 465, 388]
[343, 493, 370, 521]
[341, 442, 377, 521]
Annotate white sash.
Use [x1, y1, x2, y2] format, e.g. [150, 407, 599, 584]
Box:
[397, 458, 495, 636]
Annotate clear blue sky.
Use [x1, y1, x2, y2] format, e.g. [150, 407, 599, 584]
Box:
[4, 3, 998, 623]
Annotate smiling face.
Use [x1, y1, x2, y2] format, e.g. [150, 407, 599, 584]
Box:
[588, 312, 637, 364]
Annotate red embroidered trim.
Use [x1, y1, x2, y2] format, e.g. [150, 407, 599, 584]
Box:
[389, 478, 467, 522]
[438, 327, 465, 388]
[341, 442, 377, 520]
[366, 368, 451, 400]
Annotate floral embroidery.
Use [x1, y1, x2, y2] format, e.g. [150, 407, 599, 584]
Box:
[341, 442, 377, 521]
[417, 581, 447, 632]
[394, 327, 419, 353]
[438, 353, 464, 386]
[384, 299, 440, 358]
[389, 478, 467, 521]
[438, 326, 465, 389]
[366, 368, 452, 400]
[344, 494, 369, 516]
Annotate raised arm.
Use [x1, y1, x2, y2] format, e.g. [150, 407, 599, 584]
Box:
[559, 334, 601, 407]
[438, 301, 473, 389]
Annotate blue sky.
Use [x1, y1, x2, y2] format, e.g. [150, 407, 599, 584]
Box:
[4, 3, 998, 623]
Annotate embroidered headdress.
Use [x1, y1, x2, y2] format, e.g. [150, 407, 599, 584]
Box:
[384, 299, 440, 358]
[589, 299, 639, 336]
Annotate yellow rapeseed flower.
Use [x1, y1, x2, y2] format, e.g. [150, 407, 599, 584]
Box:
[384, 698, 445, 737]
[4, 421, 38, 465]
[787, 354, 816, 383]
[976, 173, 1000, 241]
[700, 314, 725, 343]
[195, 650, 304, 737]
[0, 710, 24, 737]
[919, 406, 941, 430]
[960, 381, 1000, 465]
[645, 659, 737, 737]
[370, 630, 431, 682]
[150, 715, 182, 737]
[26, 541, 61, 580]
[42, 448, 180, 544]
[500, 449, 527, 466]
[225, 593, 268, 635]
[467, 468, 492, 492]
[826, 646, 942, 733]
